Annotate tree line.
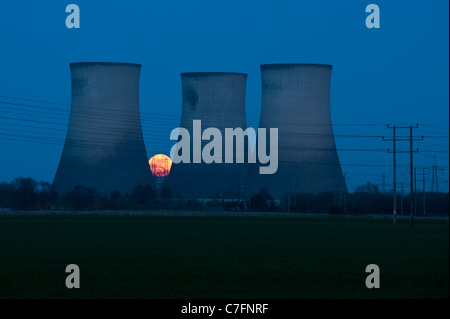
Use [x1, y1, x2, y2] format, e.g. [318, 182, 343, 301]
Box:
[0, 178, 448, 216]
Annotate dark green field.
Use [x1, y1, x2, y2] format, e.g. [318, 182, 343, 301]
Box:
[0, 214, 448, 298]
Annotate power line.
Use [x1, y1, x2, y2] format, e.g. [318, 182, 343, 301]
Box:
[1, 107, 447, 144]
[0, 98, 389, 128]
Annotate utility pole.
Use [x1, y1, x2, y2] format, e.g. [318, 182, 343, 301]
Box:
[430, 157, 445, 193]
[431, 156, 438, 192]
[400, 182, 404, 215]
[384, 125, 397, 223]
[383, 124, 422, 226]
[414, 166, 417, 215]
[392, 126, 396, 220]
[422, 167, 429, 215]
[409, 125, 423, 226]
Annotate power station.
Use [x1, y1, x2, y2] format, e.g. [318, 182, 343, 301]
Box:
[167, 72, 249, 199]
[246, 63, 347, 198]
[53, 62, 153, 195]
[52, 62, 346, 200]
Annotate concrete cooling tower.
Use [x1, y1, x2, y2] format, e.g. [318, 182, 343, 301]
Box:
[168, 72, 248, 199]
[53, 62, 153, 195]
[247, 63, 347, 199]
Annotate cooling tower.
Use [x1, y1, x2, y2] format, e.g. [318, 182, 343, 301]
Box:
[53, 62, 153, 195]
[247, 63, 347, 199]
[168, 72, 248, 199]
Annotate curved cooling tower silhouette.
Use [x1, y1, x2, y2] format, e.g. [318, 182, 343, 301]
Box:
[168, 72, 248, 199]
[53, 62, 153, 195]
[247, 63, 347, 199]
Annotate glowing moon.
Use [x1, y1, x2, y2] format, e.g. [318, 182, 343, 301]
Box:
[148, 154, 172, 177]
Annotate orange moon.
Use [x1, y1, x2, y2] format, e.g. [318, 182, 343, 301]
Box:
[148, 154, 172, 177]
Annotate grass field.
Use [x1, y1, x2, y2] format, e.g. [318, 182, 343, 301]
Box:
[0, 214, 448, 298]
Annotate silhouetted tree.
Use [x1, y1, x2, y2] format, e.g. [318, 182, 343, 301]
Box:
[0, 182, 15, 208]
[160, 183, 172, 200]
[250, 187, 274, 211]
[12, 177, 38, 210]
[110, 190, 121, 200]
[355, 182, 380, 194]
[328, 204, 343, 215]
[37, 181, 58, 210]
[64, 185, 96, 210]
[131, 184, 156, 205]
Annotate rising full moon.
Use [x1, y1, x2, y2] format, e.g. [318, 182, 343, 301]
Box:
[148, 154, 172, 177]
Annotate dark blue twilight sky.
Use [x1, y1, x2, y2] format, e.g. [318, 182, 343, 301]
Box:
[0, 0, 448, 191]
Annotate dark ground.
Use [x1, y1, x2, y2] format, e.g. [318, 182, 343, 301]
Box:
[0, 213, 448, 298]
